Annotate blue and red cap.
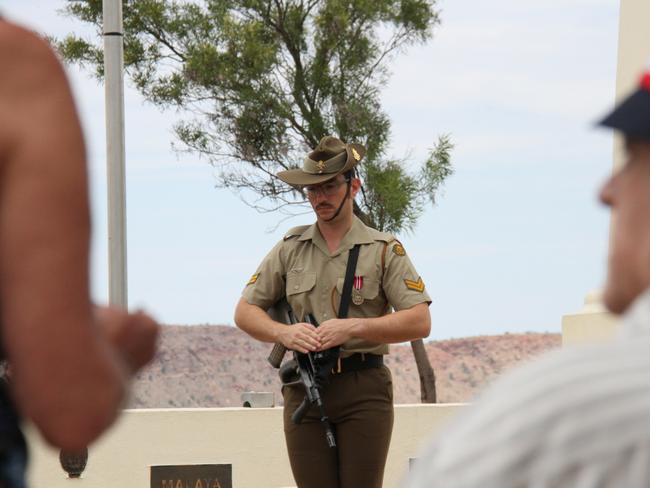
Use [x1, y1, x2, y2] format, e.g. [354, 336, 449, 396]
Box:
[600, 65, 650, 140]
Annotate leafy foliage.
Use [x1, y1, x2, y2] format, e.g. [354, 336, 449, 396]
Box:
[57, 0, 452, 233]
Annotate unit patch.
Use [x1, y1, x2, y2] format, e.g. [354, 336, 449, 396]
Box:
[404, 277, 425, 293]
[392, 242, 406, 256]
[247, 273, 260, 286]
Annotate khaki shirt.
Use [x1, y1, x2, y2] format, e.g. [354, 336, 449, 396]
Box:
[242, 216, 431, 356]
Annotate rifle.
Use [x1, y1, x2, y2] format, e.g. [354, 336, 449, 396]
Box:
[268, 245, 360, 449]
[279, 311, 338, 449]
[294, 313, 338, 448]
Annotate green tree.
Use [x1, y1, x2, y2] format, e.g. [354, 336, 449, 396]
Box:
[58, 0, 453, 402]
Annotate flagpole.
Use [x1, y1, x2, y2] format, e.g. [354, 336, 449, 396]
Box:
[103, 0, 128, 308]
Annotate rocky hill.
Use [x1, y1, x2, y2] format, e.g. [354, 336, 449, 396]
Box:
[128, 325, 561, 408]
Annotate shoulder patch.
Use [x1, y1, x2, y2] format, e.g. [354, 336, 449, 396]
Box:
[392, 242, 406, 256]
[247, 273, 260, 286]
[284, 225, 310, 241]
[404, 277, 425, 292]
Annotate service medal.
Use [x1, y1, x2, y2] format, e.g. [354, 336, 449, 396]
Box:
[352, 276, 364, 305]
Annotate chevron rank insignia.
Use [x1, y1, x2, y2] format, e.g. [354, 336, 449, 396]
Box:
[392, 242, 406, 256]
[247, 273, 260, 286]
[404, 277, 425, 293]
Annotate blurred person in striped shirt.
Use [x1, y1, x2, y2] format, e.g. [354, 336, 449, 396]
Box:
[406, 64, 650, 488]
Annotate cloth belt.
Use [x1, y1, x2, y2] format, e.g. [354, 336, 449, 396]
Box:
[331, 353, 383, 375]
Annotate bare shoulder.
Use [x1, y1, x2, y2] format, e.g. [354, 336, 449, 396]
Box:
[0, 19, 64, 81]
[0, 20, 70, 122]
[0, 19, 79, 168]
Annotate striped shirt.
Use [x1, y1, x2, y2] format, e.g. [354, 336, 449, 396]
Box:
[405, 290, 650, 488]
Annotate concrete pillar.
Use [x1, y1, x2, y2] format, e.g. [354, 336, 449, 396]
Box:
[562, 0, 650, 346]
[562, 291, 618, 346]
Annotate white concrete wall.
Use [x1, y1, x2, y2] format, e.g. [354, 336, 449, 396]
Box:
[26, 404, 464, 488]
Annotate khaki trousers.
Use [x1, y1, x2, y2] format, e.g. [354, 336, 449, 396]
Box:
[282, 365, 394, 488]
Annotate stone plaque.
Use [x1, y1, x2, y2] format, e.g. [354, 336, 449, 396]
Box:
[150, 464, 232, 488]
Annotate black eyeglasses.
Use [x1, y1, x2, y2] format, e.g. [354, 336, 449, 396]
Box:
[303, 178, 349, 198]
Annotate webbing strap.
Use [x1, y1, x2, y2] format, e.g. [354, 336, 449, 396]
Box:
[338, 244, 361, 319]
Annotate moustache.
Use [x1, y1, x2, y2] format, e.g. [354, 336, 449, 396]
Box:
[316, 204, 333, 210]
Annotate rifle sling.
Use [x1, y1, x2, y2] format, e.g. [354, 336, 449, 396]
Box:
[338, 244, 361, 319]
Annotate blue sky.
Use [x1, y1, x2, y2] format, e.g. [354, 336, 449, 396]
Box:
[4, 0, 620, 339]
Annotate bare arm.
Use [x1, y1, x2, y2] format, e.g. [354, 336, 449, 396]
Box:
[316, 302, 431, 350]
[0, 22, 156, 450]
[234, 297, 321, 353]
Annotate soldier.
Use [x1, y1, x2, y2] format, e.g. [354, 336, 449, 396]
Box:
[234, 136, 432, 488]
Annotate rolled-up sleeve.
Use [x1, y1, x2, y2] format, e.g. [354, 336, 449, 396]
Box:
[382, 241, 431, 311]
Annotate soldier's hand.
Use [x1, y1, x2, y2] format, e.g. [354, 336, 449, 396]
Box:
[279, 322, 321, 354]
[316, 318, 354, 350]
[95, 306, 160, 374]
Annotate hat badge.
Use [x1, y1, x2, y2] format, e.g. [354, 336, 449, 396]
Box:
[316, 160, 326, 173]
[352, 148, 361, 161]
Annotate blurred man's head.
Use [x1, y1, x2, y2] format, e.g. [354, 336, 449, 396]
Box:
[599, 66, 650, 314]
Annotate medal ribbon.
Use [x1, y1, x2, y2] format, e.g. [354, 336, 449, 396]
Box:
[354, 276, 363, 290]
